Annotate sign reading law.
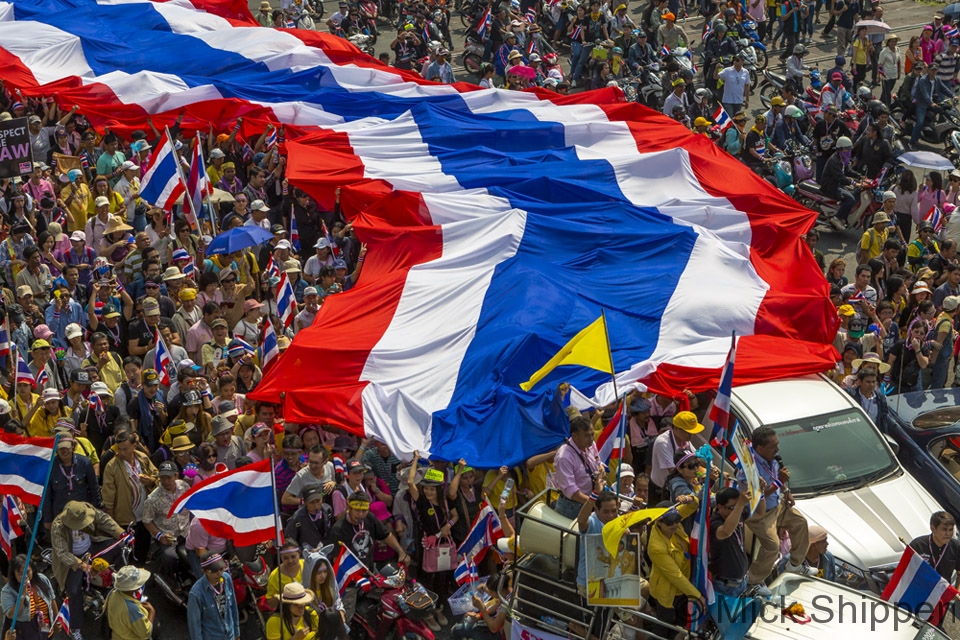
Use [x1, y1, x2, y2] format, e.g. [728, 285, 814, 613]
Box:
[0, 118, 33, 178]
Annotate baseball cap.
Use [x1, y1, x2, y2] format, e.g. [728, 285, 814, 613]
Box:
[102, 304, 121, 318]
[212, 318, 229, 329]
[304, 286, 319, 297]
[672, 411, 704, 434]
[65, 323, 83, 340]
[332, 258, 347, 270]
[158, 461, 179, 476]
[142, 369, 161, 385]
[275, 239, 293, 251]
[69, 369, 92, 385]
[94, 196, 110, 208]
[345, 459, 369, 474]
[70, 231, 86, 243]
[16, 285, 33, 299]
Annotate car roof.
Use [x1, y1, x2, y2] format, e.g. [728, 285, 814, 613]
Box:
[732, 374, 857, 428]
[748, 574, 947, 639]
[887, 388, 960, 431]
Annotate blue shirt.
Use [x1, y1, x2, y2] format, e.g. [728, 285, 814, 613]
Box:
[187, 575, 240, 640]
[577, 512, 604, 588]
[738, 452, 780, 511]
[45, 298, 87, 348]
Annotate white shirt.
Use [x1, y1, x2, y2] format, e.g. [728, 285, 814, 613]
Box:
[718, 66, 751, 105]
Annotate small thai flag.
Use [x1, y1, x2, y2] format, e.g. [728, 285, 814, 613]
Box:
[1, 495, 24, 561]
[89, 392, 105, 415]
[455, 556, 479, 586]
[702, 20, 712, 41]
[525, 6, 537, 23]
[234, 337, 256, 354]
[183, 258, 196, 278]
[333, 544, 368, 596]
[423, 24, 431, 43]
[0, 316, 10, 358]
[878, 66, 887, 79]
[35, 369, 49, 388]
[80, 154, 90, 170]
[476, 7, 492, 38]
[265, 128, 278, 150]
[16, 353, 35, 388]
[660, 44, 670, 57]
[945, 25, 959, 39]
[882, 546, 960, 626]
[321, 220, 340, 258]
[154, 331, 173, 386]
[260, 320, 280, 371]
[848, 289, 866, 302]
[51, 598, 70, 636]
[333, 454, 346, 476]
[290, 210, 301, 253]
[926, 205, 945, 233]
[708, 333, 736, 447]
[276, 272, 298, 330]
[526, 37, 538, 55]
[712, 104, 732, 132]
[571, 24, 582, 40]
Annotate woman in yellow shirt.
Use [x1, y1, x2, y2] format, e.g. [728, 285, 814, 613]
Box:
[265, 583, 320, 640]
[87, 175, 125, 218]
[28, 388, 71, 438]
[266, 542, 304, 610]
[852, 26, 874, 89]
[647, 494, 701, 627]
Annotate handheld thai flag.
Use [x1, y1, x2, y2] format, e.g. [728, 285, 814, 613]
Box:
[0, 495, 24, 561]
[945, 24, 959, 39]
[702, 20, 712, 41]
[526, 37, 538, 55]
[712, 104, 732, 132]
[264, 255, 282, 281]
[265, 128, 278, 150]
[183, 258, 196, 278]
[0, 433, 56, 506]
[35, 368, 49, 388]
[525, 6, 537, 23]
[709, 333, 736, 447]
[332, 454, 346, 476]
[476, 6, 491, 38]
[882, 545, 960, 627]
[140, 128, 185, 211]
[0, 316, 10, 358]
[660, 44, 670, 57]
[276, 272, 297, 329]
[169, 458, 279, 546]
[571, 24, 582, 41]
[16, 352, 36, 388]
[925, 205, 944, 233]
[260, 320, 280, 372]
[688, 445, 714, 631]
[455, 555, 479, 586]
[333, 543, 368, 596]
[290, 210, 301, 253]
[89, 391, 105, 415]
[457, 500, 503, 563]
[154, 331, 172, 386]
[183, 141, 211, 230]
[320, 220, 340, 258]
[596, 397, 626, 466]
[51, 598, 70, 636]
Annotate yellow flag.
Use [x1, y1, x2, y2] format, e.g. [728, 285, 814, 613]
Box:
[601, 507, 669, 558]
[519, 316, 613, 392]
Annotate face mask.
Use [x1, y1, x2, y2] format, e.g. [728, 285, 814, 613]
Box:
[839, 150, 852, 164]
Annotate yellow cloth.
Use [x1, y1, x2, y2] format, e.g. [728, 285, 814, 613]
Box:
[526, 461, 555, 497]
[647, 500, 701, 605]
[601, 507, 669, 557]
[76, 436, 100, 466]
[265, 609, 319, 640]
[266, 561, 304, 600]
[859, 227, 888, 261]
[106, 590, 152, 640]
[520, 315, 613, 391]
[29, 407, 72, 438]
[61, 182, 92, 233]
[87, 190, 125, 217]
[14, 393, 39, 422]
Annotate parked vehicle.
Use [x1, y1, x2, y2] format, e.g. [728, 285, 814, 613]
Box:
[718, 374, 944, 594]
[350, 562, 438, 640]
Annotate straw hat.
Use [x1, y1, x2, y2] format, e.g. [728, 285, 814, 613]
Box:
[114, 566, 152, 592]
[104, 217, 133, 235]
[280, 583, 314, 605]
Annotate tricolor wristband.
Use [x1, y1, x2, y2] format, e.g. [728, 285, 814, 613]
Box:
[589, 492, 599, 502]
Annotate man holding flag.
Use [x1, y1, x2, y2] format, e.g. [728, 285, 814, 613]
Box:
[325, 491, 410, 623]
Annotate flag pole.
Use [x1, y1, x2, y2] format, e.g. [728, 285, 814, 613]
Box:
[8, 342, 18, 421]
[10, 434, 60, 633]
[600, 309, 624, 493]
[268, 460, 284, 623]
[720, 331, 737, 486]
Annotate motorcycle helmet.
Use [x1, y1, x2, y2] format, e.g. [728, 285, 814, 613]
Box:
[381, 563, 406, 588]
[715, 21, 728, 33]
[836, 136, 853, 149]
[835, 55, 846, 67]
[857, 86, 873, 102]
[867, 100, 887, 117]
[793, 44, 806, 56]
[680, 68, 694, 83]
[695, 87, 713, 102]
[724, 7, 736, 17]
[612, 46, 623, 55]
[785, 105, 804, 119]
[672, 104, 686, 116]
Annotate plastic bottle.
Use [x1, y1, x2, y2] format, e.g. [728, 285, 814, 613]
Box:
[500, 478, 514, 504]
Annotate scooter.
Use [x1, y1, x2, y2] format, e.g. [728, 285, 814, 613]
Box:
[894, 97, 960, 145]
[460, 33, 485, 75]
[348, 32, 376, 56]
[741, 20, 768, 70]
[231, 548, 271, 636]
[358, 0, 380, 40]
[350, 563, 438, 640]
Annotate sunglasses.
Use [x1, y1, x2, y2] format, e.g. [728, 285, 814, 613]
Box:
[681, 463, 700, 470]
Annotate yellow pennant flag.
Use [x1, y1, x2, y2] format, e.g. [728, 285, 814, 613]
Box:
[519, 316, 614, 392]
[601, 507, 670, 558]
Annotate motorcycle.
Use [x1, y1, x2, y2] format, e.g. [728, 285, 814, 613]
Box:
[461, 33, 485, 75]
[358, 0, 380, 40]
[892, 97, 960, 145]
[231, 547, 271, 635]
[348, 32, 377, 56]
[947, 129, 960, 167]
[637, 61, 663, 109]
[797, 166, 899, 230]
[351, 563, 439, 640]
[740, 20, 768, 70]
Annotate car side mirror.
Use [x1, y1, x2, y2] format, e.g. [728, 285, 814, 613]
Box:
[884, 434, 900, 455]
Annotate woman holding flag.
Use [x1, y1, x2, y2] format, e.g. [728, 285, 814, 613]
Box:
[1, 555, 59, 640]
[647, 493, 702, 627]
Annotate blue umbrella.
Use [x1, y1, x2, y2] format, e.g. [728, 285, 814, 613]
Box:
[898, 151, 955, 172]
[944, 3, 960, 18]
[205, 226, 275, 256]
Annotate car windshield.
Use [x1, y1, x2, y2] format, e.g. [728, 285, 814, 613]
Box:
[912, 406, 960, 430]
[768, 409, 897, 494]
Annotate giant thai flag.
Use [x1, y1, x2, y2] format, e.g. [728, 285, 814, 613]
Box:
[882, 545, 960, 627]
[457, 500, 503, 564]
[169, 458, 278, 546]
[0, 434, 55, 506]
[139, 129, 184, 211]
[2, 0, 836, 467]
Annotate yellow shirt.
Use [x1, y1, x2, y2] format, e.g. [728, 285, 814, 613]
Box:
[265, 609, 319, 640]
[859, 227, 888, 261]
[483, 470, 519, 511]
[266, 561, 303, 600]
[526, 461, 555, 498]
[207, 164, 224, 187]
[29, 407, 72, 438]
[14, 393, 38, 422]
[87, 191, 125, 217]
[61, 183, 92, 233]
[853, 37, 869, 66]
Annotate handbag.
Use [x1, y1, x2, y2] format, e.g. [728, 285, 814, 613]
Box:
[421, 534, 456, 573]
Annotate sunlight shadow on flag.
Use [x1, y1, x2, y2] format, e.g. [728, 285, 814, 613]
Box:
[709, 594, 761, 640]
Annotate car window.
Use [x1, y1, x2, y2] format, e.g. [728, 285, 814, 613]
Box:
[768, 409, 896, 494]
[928, 435, 960, 483]
[912, 406, 960, 431]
